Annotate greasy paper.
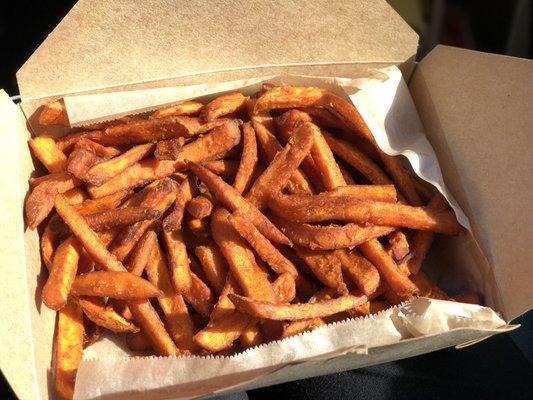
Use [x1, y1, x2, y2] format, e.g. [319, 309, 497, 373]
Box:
[54, 70, 509, 399]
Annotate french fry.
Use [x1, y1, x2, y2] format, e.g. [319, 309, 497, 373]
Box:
[194, 311, 252, 353]
[346, 300, 391, 317]
[253, 86, 326, 115]
[245, 121, 315, 208]
[163, 229, 193, 293]
[387, 230, 410, 261]
[84, 206, 160, 231]
[239, 323, 265, 348]
[127, 299, 179, 356]
[87, 119, 241, 197]
[40, 99, 69, 126]
[186, 217, 210, 239]
[209, 273, 240, 321]
[71, 271, 161, 299]
[127, 229, 158, 275]
[54, 194, 126, 271]
[281, 318, 325, 339]
[186, 195, 213, 219]
[359, 239, 419, 299]
[294, 246, 348, 295]
[83, 317, 103, 349]
[318, 184, 397, 202]
[201, 92, 249, 122]
[410, 272, 450, 300]
[233, 122, 257, 193]
[54, 299, 84, 400]
[229, 293, 367, 321]
[194, 243, 229, 294]
[145, 242, 197, 350]
[272, 272, 296, 303]
[154, 138, 183, 161]
[189, 162, 290, 245]
[74, 189, 131, 215]
[110, 178, 177, 261]
[29, 171, 66, 189]
[228, 213, 298, 278]
[252, 119, 314, 194]
[62, 187, 88, 205]
[298, 106, 348, 132]
[126, 332, 152, 351]
[322, 131, 392, 184]
[150, 100, 204, 119]
[186, 272, 216, 318]
[26, 174, 80, 229]
[277, 110, 346, 190]
[41, 219, 59, 270]
[270, 194, 461, 235]
[204, 160, 239, 182]
[67, 146, 101, 180]
[338, 163, 356, 185]
[211, 208, 277, 301]
[334, 249, 380, 296]
[75, 138, 121, 159]
[163, 173, 197, 231]
[29, 136, 68, 172]
[42, 237, 82, 310]
[271, 214, 394, 250]
[85, 143, 154, 185]
[76, 296, 139, 333]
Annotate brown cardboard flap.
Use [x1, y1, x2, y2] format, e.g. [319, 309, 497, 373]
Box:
[409, 46, 533, 321]
[17, 0, 418, 100]
[0, 91, 39, 400]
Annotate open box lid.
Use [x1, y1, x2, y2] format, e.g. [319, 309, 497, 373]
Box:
[409, 45, 533, 321]
[16, 0, 418, 101]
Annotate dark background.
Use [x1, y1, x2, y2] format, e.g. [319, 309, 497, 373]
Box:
[0, 1, 531, 399]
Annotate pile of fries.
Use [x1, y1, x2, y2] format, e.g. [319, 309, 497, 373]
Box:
[26, 85, 476, 399]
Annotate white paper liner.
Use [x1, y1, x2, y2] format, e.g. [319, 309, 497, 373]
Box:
[62, 69, 495, 399]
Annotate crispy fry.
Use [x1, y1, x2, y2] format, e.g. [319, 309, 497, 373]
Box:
[71, 271, 161, 299]
[150, 100, 204, 119]
[387, 230, 410, 261]
[67, 145, 101, 180]
[194, 311, 252, 353]
[76, 296, 139, 333]
[145, 242, 197, 350]
[319, 184, 397, 202]
[294, 246, 347, 295]
[252, 119, 314, 194]
[87, 120, 241, 197]
[40, 99, 69, 126]
[127, 229, 158, 275]
[194, 243, 229, 294]
[189, 162, 290, 245]
[346, 300, 391, 317]
[62, 187, 88, 205]
[322, 131, 391, 184]
[110, 178, 177, 261]
[246, 121, 315, 208]
[201, 92, 248, 122]
[281, 318, 325, 339]
[253, 86, 326, 115]
[163, 173, 197, 231]
[359, 239, 419, 299]
[41, 219, 59, 270]
[29, 136, 68, 172]
[211, 208, 277, 301]
[272, 272, 296, 303]
[233, 122, 258, 193]
[271, 194, 461, 235]
[209, 273, 240, 321]
[163, 229, 193, 293]
[84, 207, 160, 231]
[29, 171, 66, 189]
[154, 138, 183, 161]
[75, 190, 131, 215]
[126, 332, 152, 351]
[204, 160, 239, 182]
[127, 299, 179, 356]
[187, 272, 216, 318]
[42, 237, 82, 310]
[85, 143, 154, 185]
[54, 299, 84, 400]
[187, 217, 211, 238]
[229, 293, 367, 321]
[239, 323, 264, 348]
[229, 213, 298, 277]
[335, 249, 380, 296]
[186, 195, 213, 219]
[26, 174, 80, 229]
[271, 214, 394, 250]
[75, 138, 121, 159]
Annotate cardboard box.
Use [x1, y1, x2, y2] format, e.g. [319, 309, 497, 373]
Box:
[0, 0, 531, 398]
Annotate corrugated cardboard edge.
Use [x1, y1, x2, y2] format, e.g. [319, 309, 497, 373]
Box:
[409, 45, 533, 321]
[0, 91, 40, 400]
